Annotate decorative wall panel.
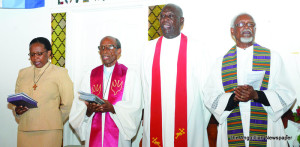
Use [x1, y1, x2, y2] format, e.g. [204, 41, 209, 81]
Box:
[148, 5, 165, 41]
[51, 12, 66, 67]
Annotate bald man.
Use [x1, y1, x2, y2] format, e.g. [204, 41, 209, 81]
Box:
[141, 3, 210, 147]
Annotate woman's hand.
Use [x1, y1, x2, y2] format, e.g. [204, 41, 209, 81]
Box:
[15, 106, 29, 115]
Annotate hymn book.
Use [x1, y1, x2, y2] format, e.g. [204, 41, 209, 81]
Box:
[7, 93, 38, 108]
[78, 91, 105, 105]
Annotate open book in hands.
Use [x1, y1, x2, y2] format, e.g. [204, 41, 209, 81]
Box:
[78, 91, 105, 105]
[7, 93, 38, 108]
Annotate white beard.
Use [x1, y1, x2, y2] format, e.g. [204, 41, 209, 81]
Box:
[241, 37, 253, 43]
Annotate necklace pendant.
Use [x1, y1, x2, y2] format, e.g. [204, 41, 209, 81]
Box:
[33, 84, 37, 90]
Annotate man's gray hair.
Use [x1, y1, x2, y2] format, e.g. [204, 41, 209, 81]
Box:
[230, 13, 256, 28]
[101, 36, 121, 49]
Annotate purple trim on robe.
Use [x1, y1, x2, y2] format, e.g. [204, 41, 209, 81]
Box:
[253, 56, 271, 59]
[229, 111, 243, 117]
[222, 64, 237, 71]
[223, 79, 238, 86]
[250, 119, 268, 125]
[228, 129, 244, 135]
[224, 52, 237, 58]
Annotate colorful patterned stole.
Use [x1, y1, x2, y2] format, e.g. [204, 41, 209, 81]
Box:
[150, 33, 188, 147]
[89, 62, 128, 147]
[222, 44, 270, 146]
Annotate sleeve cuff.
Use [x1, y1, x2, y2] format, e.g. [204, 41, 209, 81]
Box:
[224, 93, 239, 111]
[254, 91, 270, 106]
[84, 113, 92, 122]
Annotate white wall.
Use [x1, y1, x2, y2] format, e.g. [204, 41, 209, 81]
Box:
[1, 0, 300, 146]
[0, 8, 51, 147]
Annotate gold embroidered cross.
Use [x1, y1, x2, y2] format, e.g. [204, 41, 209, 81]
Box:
[175, 128, 185, 139]
[152, 137, 161, 147]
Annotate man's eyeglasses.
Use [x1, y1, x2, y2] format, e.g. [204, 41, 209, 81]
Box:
[28, 51, 47, 57]
[98, 45, 117, 50]
[235, 22, 255, 28]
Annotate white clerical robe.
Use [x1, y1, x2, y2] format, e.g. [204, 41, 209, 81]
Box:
[204, 45, 296, 147]
[141, 34, 211, 147]
[69, 65, 142, 147]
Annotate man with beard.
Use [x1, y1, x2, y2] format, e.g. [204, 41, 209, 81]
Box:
[141, 3, 210, 147]
[69, 36, 142, 147]
[204, 13, 295, 147]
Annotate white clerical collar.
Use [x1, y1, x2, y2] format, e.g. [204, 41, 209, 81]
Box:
[236, 45, 253, 54]
[104, 64, 115, 78]
[162, 34, 181, 42]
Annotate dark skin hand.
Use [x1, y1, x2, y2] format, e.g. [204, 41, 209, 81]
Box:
[15, 106, 29, 115]
[234, 85, 258, 102]
[85, 100, 115, 117]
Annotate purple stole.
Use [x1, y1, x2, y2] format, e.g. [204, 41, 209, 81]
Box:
[222, 44, 270, 146]
[89, 62, 128, 147]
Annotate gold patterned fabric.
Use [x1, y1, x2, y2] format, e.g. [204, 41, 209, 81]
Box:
[148, 5, 165, 41]
[51, 13, 66, 67]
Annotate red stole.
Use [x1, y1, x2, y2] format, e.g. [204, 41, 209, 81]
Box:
[150, 33, 188, 147]
[89, 62, 128, 147]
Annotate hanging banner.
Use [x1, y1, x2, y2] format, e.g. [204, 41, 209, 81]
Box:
[0, 0, 44, 9]
[58, 0, 99, 5]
